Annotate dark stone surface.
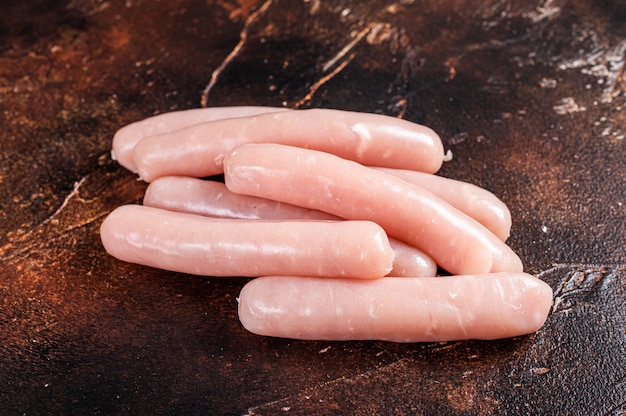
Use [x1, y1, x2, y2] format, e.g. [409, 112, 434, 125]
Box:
[1, 0, 624, 414]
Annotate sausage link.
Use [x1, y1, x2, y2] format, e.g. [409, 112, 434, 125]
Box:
[144, 176, 336, 221]
[112, 106, 288, 173]
[238, 273, 553, 342]
[376, 167, 512, 241]
[100, 204, 394, 278]
[132, 108, 444, 181]
[224, 143, 523, 275]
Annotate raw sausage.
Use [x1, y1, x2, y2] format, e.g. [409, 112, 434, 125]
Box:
[143, 176, 336, 221]
[388, 238, 437, 277]
[238, 273, 553, 342]
[112, 106, 288, 173]
[224, 143, 523, 275]
[142, 176, 437, 277]
[132, 108, 444, 181]
[376, 167, 512, 241]
[100, 204, 394, 278]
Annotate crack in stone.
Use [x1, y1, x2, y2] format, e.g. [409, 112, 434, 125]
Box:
[0, 210, 110, 263]
[537, 264, 623, 314]
[40, 176, 89, 227]
[0, 176, 90, 258]
[294, 22, 377, 108]
[293, 52, 356, 108]
[200, 0, 274, 107]
[321, 23, 374, 73]
[0, 174, 118, 262]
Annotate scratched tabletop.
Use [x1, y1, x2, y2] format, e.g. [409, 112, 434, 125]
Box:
[1, 0, 625, 414]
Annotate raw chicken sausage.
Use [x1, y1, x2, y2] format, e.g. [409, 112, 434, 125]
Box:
[224, 143, 523, 275]
[387, 238, 437, 277]
[100, 204, 394, 278]
[142, 176, 437, 277]
[143, 176, 336, 221]
[132, 108, 444, 181]
[238, 273, 553, 342]
[376, 167, 512, 241]
[112, 106, 288, 173]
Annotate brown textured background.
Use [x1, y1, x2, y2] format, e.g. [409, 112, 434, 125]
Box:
[1, 0, 624, 414]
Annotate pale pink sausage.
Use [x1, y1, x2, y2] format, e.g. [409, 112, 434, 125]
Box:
[238, 273, 553, 342]
[143, 176, 336, 221]
[376, 167, 512, 241]
[143, 176, 437, 277]
[132, 108, 444, 182]
[224, 144, 523, 275]
[100, 204, 394, 278]
[112, 106, 288, 173]
[388, 239, 437, 277]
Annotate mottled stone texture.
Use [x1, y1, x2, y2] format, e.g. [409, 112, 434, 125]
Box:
[0, 0, 624, 414]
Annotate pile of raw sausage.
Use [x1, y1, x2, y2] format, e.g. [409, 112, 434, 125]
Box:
[100, 107, 553, 343]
